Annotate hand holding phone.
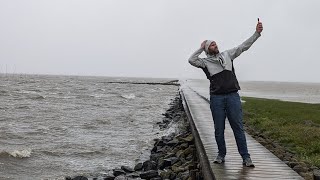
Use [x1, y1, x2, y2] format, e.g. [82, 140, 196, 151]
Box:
[256, 18, 263, 33]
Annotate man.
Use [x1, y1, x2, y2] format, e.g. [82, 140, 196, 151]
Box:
[188, 20, 263, 167]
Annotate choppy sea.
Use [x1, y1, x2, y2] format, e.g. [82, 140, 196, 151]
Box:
[0, 75, 179, 180]
[2, 75, 320, 180]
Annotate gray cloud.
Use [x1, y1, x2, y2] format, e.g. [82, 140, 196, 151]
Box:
[0, 0, 319, 82]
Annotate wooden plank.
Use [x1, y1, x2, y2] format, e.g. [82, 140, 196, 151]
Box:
[181, 81, 304, 180]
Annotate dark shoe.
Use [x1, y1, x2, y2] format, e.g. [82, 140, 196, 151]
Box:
[213, 155, 225, 164]
[243, 157, 255, 167]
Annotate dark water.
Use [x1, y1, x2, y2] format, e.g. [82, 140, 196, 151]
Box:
[0, 75, 179, 179]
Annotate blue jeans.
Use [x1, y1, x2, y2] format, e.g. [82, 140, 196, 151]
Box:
[210, 92, 250, 160]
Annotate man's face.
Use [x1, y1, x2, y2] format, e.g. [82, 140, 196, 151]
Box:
[208, 41, 219, 55]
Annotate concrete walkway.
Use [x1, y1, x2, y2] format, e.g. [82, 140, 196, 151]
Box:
[180, 79, 303, 180]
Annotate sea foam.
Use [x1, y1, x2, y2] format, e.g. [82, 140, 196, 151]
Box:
[121, 93, 136, 99]
[0, 149, 32, 158]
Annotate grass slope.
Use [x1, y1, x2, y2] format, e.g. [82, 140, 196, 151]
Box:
[242, 97, 320, 167]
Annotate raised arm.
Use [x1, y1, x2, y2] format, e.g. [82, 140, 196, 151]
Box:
[188, 41, 206, 68]
[226, 20, 263, 61]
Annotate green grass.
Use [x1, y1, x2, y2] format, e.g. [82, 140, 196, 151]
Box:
[242, 97, 320, 167]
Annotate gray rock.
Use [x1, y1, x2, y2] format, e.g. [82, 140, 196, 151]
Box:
[150, 177, 162, 180]
[163, 112, 171, 118]
[163, 153, 175, 159]
[154, 139, 165, 147]
[113, 169, 126, 177]
[140, 170, 158, 179]
[172, 116, 180, 122]
[159, 124, 168, 129]
[162, 136, 173, 143]
[134, 163, 143, 171]
[298, 172, 307, 179]
[114, 175, 128, 180]
[303, 172, 314, 180]
[179, 158, 187, 165]
[265, 138, 273, 144]
[265, 144, 273, 150]
[314, 169, 320, 180]
[257, 137, 266, 144]
[273, 149, 285, 159]
[296, 172, 311, 180]
[158, 158, 165, 170]
[160, 170, 172, 179]
[159, 158, 174, 170]
[179, 143, 189, 150]
[126, 172, 140, 178]
[285, 152, 293, 158]
[299, 162, 307, 167]
[178, 134, 193, 143]
[163, 118, 170, 123]
[151, 146, 158, 154]
[121, 166, 134, 173]
[72, 176, 88, 180]
[289, 161, 299, 168]
[185, 154, 193, 161]
[143, 160, 157, 171]
[171, 147, 181, 154]
[164, 157, 179, 166]
[166, 139, 179, 147]
[181, 147, 193, 157]
[292, 165, 308, 173]
[150, 153, 163, 162]
[176, 149, 185, 158]
[155, 146, 164, 153]
[103, 176, 115, 180]
[283, 155, 291, 161]
[177, 171, 189, 180]
[156, 146, 171, 154]
[171, 165, 186, 173]
[169, 172, 177, 180]
[160, 169, 177, 180]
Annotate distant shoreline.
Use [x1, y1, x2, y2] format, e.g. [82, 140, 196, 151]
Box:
[103, 80, 180, 86]
[0, 73, 180, 81]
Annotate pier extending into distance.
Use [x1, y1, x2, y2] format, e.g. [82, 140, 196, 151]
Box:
[180, 79, 303, 180]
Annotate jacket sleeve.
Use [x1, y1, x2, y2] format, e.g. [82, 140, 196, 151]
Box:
[226, 31, 261, 61]
[188, 48, 206, 68]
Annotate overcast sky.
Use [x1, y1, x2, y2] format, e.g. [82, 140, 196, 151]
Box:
[0, 0, 319, 82]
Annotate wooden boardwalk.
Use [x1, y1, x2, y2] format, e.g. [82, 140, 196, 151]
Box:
[180, 80, 303, 180]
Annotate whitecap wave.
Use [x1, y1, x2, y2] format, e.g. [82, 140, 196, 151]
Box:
[0, 149, 32, 158]
[121, 93, 136, 99]
[10, 149, 32, 158]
